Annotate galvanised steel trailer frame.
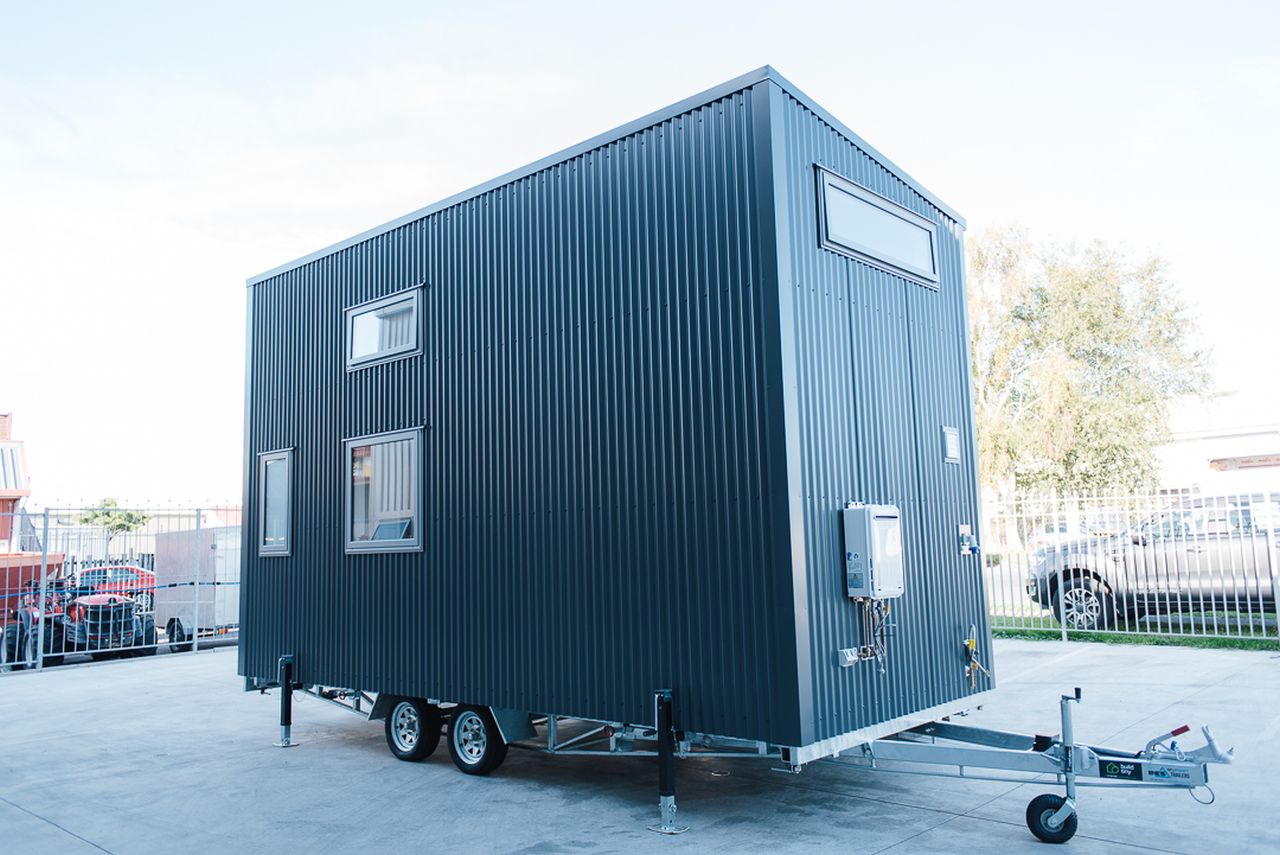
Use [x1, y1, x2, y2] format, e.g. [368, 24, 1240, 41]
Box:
[267, 674, 1232, 843]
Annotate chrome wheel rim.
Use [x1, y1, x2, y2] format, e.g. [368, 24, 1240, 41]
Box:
[453, 711, 487, 764]
[1061, 587, 1101, 629]
[391, 702, 420, 753]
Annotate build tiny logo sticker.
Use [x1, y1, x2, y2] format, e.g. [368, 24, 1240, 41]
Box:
[1101, 760, 1142, 780]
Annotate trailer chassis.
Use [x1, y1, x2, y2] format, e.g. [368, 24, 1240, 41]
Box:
[829, 687, 1233, 842]
[274, 677, 1233, 844]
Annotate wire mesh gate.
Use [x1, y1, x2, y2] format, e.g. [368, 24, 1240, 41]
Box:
[0, 506, 241, 672]
[983, 489, 1280, 641]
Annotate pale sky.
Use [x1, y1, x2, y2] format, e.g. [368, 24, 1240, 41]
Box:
[2, 0, 1277, 505]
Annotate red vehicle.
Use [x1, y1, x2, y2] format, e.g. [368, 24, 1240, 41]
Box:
[75, 564, 156, 613]
[0, 577, 156, 670]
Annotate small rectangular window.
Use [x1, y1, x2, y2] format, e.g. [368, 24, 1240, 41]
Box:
[345, 429, 421, 553]
[818, 168, 938, 284]
[942, 425, 961, 464]
[345, 288, 421, 369]
[258, 448, 293, 557]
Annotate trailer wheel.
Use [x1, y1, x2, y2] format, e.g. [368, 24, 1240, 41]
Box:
[447, 706, 508, 775]
[384, 697, 441, 761]
[1025, 793, 1077, 843]
[168, 619, 192, 654]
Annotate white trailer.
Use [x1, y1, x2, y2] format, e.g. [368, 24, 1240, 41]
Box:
[153, 524, 240, 650]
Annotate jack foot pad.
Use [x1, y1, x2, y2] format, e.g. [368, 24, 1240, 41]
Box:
[647, 795, 689, 835]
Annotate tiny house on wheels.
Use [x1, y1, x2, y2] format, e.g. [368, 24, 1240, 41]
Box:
[242, 66, 997, 831]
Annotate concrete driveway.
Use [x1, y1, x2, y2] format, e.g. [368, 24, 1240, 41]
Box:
[1, 640, 1276, 854]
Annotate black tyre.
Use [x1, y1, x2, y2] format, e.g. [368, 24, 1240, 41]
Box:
[23, 625, 63, 668]
[168, 619, 192, 654]
[384, 697, 442, 761]
[447, 705, 508, 775]
[1054, 575, 1114, 631]
[0, 625, 24, 672]
[137, 616, 158, 660]
[41, 630, 65, 667]
[1025, 793, 1077, 843]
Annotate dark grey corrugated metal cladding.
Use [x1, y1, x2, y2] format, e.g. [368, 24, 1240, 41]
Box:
[768, 86, 989, 745]
[240, 66, 990, 751]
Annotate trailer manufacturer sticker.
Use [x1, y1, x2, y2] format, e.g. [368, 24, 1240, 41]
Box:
[1142, 764, 1193, 783]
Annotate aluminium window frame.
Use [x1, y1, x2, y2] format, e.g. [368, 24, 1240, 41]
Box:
[941, 425, 962, 465]
[343, 427, 424, 555]
[344, 286, 423, 371]
[257, 447, 294, 558]
[815, 166, 940, 287]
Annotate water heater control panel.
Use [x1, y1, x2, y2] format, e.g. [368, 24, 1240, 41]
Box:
[843, 504, 905, 600]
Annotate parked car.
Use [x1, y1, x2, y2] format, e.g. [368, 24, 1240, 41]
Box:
[1027, 519, 1095, 550]
[0, 576, 156, 670]
[1027, 494, 1280, 631]
[75, 564, 156, 613]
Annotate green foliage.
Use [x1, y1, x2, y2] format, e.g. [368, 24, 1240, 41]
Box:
[78, 498, 149, 539]
[992, 628, 1278, 651]
[969, 229, 1211, 496]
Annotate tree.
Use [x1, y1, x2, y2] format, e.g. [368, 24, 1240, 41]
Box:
[968, 229, 1211, 497]
[78, 498, 149, 551]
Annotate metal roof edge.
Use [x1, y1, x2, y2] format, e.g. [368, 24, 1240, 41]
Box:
[246, 66, 773, 286]
[758, 66, 965, 226]
[246, 64, 963, 286]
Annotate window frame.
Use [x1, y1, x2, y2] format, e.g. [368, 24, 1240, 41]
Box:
[257, 448, 294, 558]
[941, 425, 962, 465]
[344, 287, 422, 371]
[343, 428, 423, 555]
[816, 166, 940, 286]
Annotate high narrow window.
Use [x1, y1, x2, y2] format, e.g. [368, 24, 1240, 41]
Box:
[258, 449, 293, 557]
[345, 429, 421, 553]
[818, 168, 938, 284]
[346, 288, 421, 369]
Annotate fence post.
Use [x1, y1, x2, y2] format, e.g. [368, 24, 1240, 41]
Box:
[34, 509, 50, 670]
[1057, 559, 1068, 643]
[1267, 523, 1279, 642]
[193, 509, 202, 654]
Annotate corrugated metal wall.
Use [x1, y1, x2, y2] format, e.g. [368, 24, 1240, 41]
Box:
[772, 87, 991, 744]
[241, 84, 807, 745]
[241, 70, 988, 751]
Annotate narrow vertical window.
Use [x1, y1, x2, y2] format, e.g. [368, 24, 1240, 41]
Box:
[345, 288, 421, 369]
[258, 449, 293, 557]
[344, 429, 422, 553]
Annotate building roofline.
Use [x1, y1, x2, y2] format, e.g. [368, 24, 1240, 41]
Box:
[1168, 423, 1280, 443]
[247, 65, 963, 287]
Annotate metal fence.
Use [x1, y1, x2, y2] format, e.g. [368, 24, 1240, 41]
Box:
[984, 489, 1280, 640]
[1, 506, 241, 672]
[6, 489, 1277, 674]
